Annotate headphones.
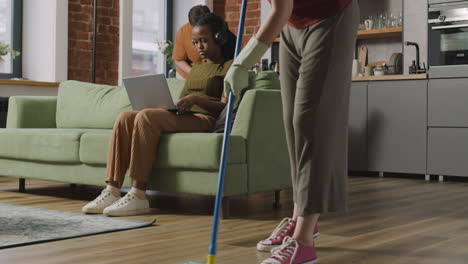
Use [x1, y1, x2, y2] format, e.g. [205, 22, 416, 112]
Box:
[214, 21, 229, 45]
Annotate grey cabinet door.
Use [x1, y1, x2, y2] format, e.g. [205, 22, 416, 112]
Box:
[428, 79, 468, 127]
[428, 128, 468, 177]
[349, 82, 368, 171]
[367, 80, 428, 174]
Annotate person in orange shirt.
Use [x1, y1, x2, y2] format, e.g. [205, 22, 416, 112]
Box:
[172, 5, 211, 79]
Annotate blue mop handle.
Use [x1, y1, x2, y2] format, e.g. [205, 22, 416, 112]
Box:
[207, 0, 248, 260]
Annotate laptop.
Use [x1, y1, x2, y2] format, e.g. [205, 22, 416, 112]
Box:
[122, 74, 178, 111]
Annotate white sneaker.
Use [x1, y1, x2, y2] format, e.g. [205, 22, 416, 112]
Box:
[82, 189, 120, 214]
[103, 192, 150, 216]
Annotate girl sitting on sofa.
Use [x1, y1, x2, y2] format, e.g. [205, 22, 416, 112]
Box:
[82, 13, 236, 216]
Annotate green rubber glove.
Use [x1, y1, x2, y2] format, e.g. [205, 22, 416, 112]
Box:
[224, 36, 270, 103]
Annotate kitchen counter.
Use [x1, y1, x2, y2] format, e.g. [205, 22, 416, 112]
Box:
[352, 74, 428, 82]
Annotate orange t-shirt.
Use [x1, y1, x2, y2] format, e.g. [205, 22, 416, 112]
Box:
[172, 23, 203, 79]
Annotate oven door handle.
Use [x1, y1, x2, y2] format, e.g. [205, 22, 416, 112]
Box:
[432, 24, 468, 30]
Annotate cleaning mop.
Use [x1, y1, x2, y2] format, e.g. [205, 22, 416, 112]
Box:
[185, 1, 248, 263]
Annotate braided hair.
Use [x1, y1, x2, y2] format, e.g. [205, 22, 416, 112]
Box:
[193, 13, 236, 61]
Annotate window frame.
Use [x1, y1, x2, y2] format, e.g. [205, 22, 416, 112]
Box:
[0, 0, 22, 79]
[119, 0, 173, 83]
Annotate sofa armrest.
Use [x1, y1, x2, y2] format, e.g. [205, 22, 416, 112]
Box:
[231, 89, 292, 193]
[7, 96, 57, 128]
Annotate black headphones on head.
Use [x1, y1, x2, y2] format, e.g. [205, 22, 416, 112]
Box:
[214, 21, 229, 46]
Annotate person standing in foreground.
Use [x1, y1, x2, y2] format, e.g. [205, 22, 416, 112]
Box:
[223, 0, 360, 263]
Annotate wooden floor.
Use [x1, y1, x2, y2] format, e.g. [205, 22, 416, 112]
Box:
[1, 175, 468, 264]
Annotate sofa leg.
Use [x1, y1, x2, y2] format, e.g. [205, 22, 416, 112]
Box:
[19, 178, 25, 193]
[273, 190, 281, 209]
[221, 196, 230, 219]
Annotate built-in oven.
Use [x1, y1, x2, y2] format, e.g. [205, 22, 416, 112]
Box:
[428, 0, 468, 78]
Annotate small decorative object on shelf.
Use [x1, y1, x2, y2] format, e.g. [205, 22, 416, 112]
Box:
[358, 11, 403, 31]
[156, 40, 175, 77]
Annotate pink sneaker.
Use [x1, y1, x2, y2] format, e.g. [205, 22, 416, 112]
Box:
[257, 218, 320, 252]
[260, 237, 318, 264]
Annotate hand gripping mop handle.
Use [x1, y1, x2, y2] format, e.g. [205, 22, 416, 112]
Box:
[206, 1, 248, 264]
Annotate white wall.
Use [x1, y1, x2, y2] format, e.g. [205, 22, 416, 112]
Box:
[261, 0, 271, 63]
[22, 0, 68, 82]
[403, 0, 427, 74]
[119, 0, 133, 84]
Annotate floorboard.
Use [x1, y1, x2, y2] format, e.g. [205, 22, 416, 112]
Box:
[1, 175, 467, 264]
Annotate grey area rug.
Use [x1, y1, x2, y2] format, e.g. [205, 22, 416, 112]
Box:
[0, 203, 156, 249]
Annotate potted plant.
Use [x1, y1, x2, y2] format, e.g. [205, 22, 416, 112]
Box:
[156, 40, 175, 78]
[0, 42, 20, 73]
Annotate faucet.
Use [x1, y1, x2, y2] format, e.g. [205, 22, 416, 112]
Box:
[405, 41, 426, 74]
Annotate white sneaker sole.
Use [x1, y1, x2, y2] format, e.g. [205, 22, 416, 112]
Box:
[103, 207, 150, 217]
[256, 232, 320, 252]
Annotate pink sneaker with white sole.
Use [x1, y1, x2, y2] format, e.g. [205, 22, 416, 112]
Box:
[257, 218, 320, 252]
[260, 236, 318, 264]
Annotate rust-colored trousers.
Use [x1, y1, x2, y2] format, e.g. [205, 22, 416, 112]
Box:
[105, 109, 215, 187]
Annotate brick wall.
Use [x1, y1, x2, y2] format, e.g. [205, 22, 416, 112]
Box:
[68, 0, 119, 85]
[213, 0, 261, 46]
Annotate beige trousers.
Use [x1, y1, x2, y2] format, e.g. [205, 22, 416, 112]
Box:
[280, 0, 360, 215]
[105, 109, 215, 187]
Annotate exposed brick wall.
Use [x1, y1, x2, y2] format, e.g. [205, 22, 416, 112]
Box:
[213, 0, 261, 46]
[68, 0, 119, 85]
[213, 0, 226, 19]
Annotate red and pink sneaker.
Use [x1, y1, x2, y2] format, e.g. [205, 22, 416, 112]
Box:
[260, 236, 318, 264]
[257, 218, 320, 252]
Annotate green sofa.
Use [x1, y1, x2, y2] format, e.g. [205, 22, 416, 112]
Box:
[0, 72, 291, 215]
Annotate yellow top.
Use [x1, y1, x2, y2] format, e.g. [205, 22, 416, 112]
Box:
[179, 59, 233, 116]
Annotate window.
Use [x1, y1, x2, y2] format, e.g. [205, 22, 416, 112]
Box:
[131, 0, 172, 76]
[0, 0, 22, 78]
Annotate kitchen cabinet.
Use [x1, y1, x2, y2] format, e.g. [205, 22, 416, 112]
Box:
[367, 80, 427, 174]
[348, 82, 368, 171]
[428, 128, 468, 177]
[427, 78, 468, 177]
[428, 79, 468, 127]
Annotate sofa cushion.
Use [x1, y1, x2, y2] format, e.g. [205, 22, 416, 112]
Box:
[78, 130, 112, 165]
[0, 129, 90, 163]
[56, 79, 186, 129]
[79, 131, 246, 169]
[251, 71, 280, 90]
[56, 81, 132, 129]
[212, 71, 280, 133]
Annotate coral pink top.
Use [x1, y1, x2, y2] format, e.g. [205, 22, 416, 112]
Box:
[269, 0, 353, 29]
